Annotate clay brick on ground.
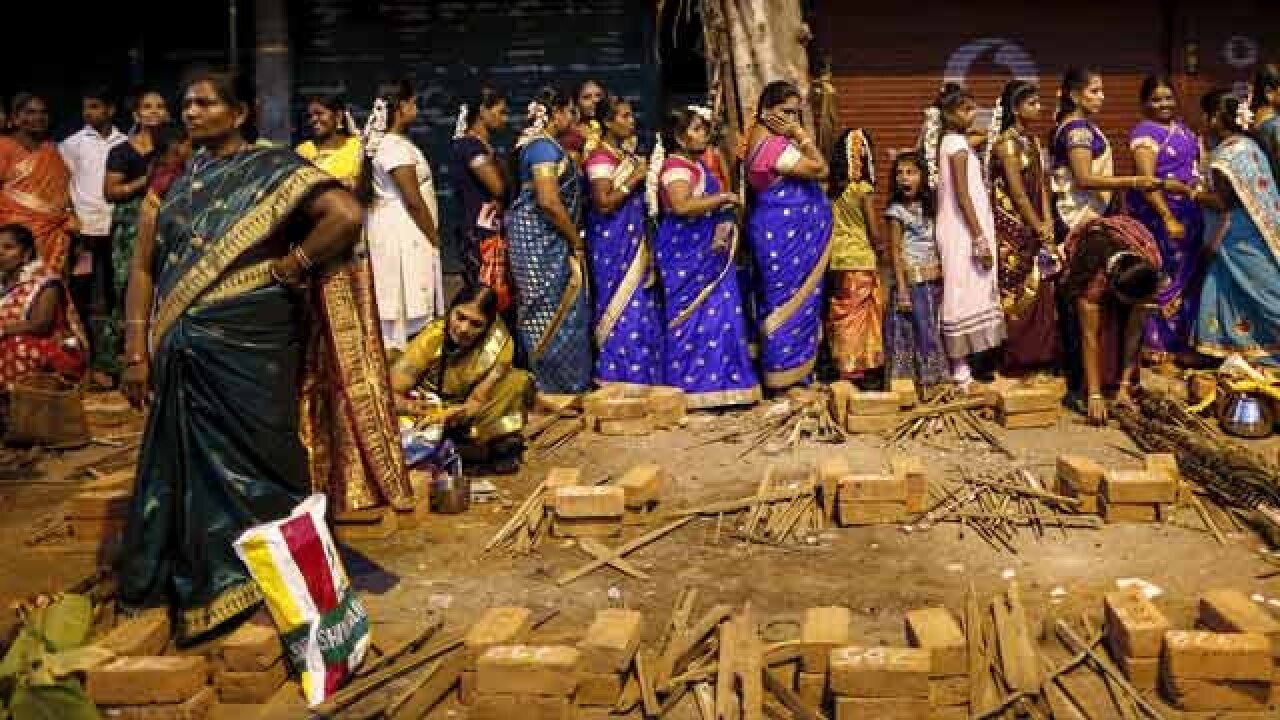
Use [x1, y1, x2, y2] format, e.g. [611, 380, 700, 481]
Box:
[905, 607, 966, 677]
[86, 656, 209, 706]
[891, 378, 917, 408]
[217, 622, 282, 672]
[96, 686, 215, 720]
[214, 657, 288, 703]
[1199, 589, 1280, 655]
[546, 467, 583, 489]
[553, 486, 625, 519]
[998, 408, 1060, 429]
[839, 474, 906, 503]
[1107, 642, 1159, 691]
[1164, 631, 1273, 682]
[1072, 494, 1100, 514]
[833, 696, 930, 719]
[96, 608, 170, 657]
[845, 413, 901, 435]
[1161, 675, 1271, 711]
[597, 416, 655, 436]
[64, 489, 130, 519]
[1145, 452, 1182, 486]
[847, 391, 902, 416]
[891, 455, 928, 514]
[579, 609, 642, 673]
[838, 501, 905, 526]
[573, 672, 623, 706]
[465, 607, 533, 666]
[1103, 469, 1177, 504]
[800, 606, 852, 673]
[1102, 501, 1160, 524]
[471, 693, 571, 720]
[476, 645, 581, 697]
[1057, 455, 1105, 494]
[997, 386, 1060, 415]
[797, 671, 826, 705]
[929, 675, 969, 706]
[1105, 589, 1171, 658]
[648, 386, 687, 428]
[551, 517, 622, 538]
[617, 464, 667, 509]
[828, 646, 931, 698]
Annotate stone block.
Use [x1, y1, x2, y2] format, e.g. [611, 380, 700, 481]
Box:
[904, 607, 966, 677]
[617, 464, 667, 509]
[465, 607, 533, 666]
[648, 387, 687, 428]
[1199, 589, 1280, 656]
[848, 391, 902, 416]
[828, 646, 930, 698]
[216, 622, 282, 673]
[552, 517, 622, 538]
[546, 467, 583, 489]
[459, 670, 476, 704]
[96, 609, 170, 658]
[579, 609, 642, 674]
[998, 408, 1060, 429]
[476, 645, 582, 697]
[891, 378, 917, 408]
[997, 386, 1061, 415]
[472, 693, 571, 720]
[838, 501, 905, 526]
[1105, 589, 1171, 658]
[839, 474, 906, 503]
[891, 455, 928, 514]
[1102, 501, 1160, 524]
[800, 607, 852, 673]
[929, 675, 969, 706]
[96, 686, 215, 720]
[86, 656, 209, 706]
[1103, 469, 1177, 504]
[928, 705, 970, 720]
[846, 413, 901, 435]
[1161, 675, 1271, 711]
[1164, 631, 1273, 682]
[597, 416, 655, 436]
[573, 673, 623, 706]
[553, 486, 625, 519]
[214, 657, 288, 703]
[1056, 455, 1105, 494]
[833, 696, 929, 719]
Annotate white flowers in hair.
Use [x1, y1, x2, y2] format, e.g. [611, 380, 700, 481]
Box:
[645, 133, 666, 218]
[1237, 93, 1255, 130]
[516, 101, 551, 149]
[984, 99, 1003, 181]
[453, 104, 469, 139]
[921, 107, 942, 189]
[687, 105, 713, 123]
[361, 98, 389, 159]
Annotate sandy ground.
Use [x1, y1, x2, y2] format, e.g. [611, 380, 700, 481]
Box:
[2, 376, 1279, 719]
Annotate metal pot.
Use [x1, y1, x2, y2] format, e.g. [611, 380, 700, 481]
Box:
[429, 470, 471, 514]
[1218, 392, 1275, 439]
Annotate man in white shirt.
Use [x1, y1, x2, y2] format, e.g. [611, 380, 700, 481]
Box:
[59, 86, 126, 388]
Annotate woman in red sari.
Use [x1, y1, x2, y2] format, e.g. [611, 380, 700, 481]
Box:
[0, 94, 73, 276]
[0, 223, 86, 391]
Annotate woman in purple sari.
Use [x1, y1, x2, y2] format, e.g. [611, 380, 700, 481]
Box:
[744, 81, 832, 391]
[584, 96, 663, 386]
[647, 106, 760, 409]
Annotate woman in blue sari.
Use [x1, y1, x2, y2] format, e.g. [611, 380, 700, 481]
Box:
[1252, 65, 1280, 182]
[119, 73, 411, 643]
[1185, 90, 1280, 366]
[506, 87, 592, 394]
[584, 95, 663, 386]
[743, 81, 832, 391]
[648, 106, 760, 408]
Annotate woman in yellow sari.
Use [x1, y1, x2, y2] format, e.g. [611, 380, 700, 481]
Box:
[296, 94, 362, 186]
[391, 285, 534, 473]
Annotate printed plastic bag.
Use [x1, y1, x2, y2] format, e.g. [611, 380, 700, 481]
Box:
[234, 494, 370, 706]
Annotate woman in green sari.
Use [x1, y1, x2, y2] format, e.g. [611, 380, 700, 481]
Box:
[119, 73, 411, 643]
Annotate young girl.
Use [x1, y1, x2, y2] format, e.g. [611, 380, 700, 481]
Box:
[930, 84, 1005, 389]
[884, 150, 950, 397]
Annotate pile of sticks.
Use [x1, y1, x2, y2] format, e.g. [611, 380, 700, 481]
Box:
[522, 396, 585, 458]
[676, 464, 825, 547]
[888, 393, 1015, 458]
[693, 388, 845, 459]
[483, 477, 553, 555]
[909, 466, 1099, 553]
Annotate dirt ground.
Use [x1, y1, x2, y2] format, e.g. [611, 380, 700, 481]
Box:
[2, 374, 1279, 719]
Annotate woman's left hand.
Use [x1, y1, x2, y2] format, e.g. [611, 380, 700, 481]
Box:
[270, 256, 308, 291]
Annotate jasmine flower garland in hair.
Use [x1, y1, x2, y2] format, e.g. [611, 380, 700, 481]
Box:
[516, 101, 550, 149]
[453, 104, 469, 139]
[984, 99, 1003, 183]
[361, 98, 388, 158]
[645, 133, 665, 218]
[921, 106, 942, 189]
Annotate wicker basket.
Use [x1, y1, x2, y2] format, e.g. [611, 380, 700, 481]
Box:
[5, 373, 90, 447]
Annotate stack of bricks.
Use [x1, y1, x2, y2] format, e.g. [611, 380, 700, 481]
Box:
[891, 455, 929, 516]
[212, 622, 288, 704]
[1104, 588, 1170, 692]
[473, 645, 582, 720]
[843, 390, 903, 435]
[461, 607, 534, 705]
[829, 646, 932, 719]
[1101, 467, 1176, 523]
[616, 463, 667, 525]
[798, 606, 852, 708]
[831, 381, 917, 431]
[86, 656, 213, 720]
[1162, 630, 1274, 714]
[63, 485, 130, 545]
[823, 455, 926, 527]
[995, 385, 1062, 429]
[574, 609, 642, 717]
[582, 385, 686, 436]
[905, 607, 969, 719]
[551, 486, 625, 538]
[1198, 589, 1280, 707]
[889, 378, 918, 409]
[1056, 455, 1104, 515]
[94, 608, 171, 657]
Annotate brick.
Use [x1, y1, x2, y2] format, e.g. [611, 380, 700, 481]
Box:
[829, 646, 930, 698]
[573, 673, 623, 706]
[1105, 589, 1171, 658]
[96, 609, 170, 657]
[1057, 455, 1105, 495]
[833, 696, 929, 719]
[214, 657, 288, 703]
[1102, 501, 1160, 523]
[579, 609, 642, 673]
[217, 622, 282, 672]
[839, 474, 906, 503]
[998, 408, 1060, 429]
[905, 607, 967, 677]
[64, 489, 130, 519]
[892, 455, 928, 514]
[97, 686, 215, 720]
[997, 386, 1060, 415]
[546, 467, 583, 489]
[845, 413, 901, 435]
[1161, 675, 1271, 711]
[1164, 631, 1273, 682]
[552, 517, 621, 538]
[477, 645, 581, 696]
[766, 661, 797, 691]
[553, 486, 625, 519]
[86, 656, 209, 706]
[1072, 494, 1100, 514]
[617, 464, 667, 509]
[647, 386, 686, 428]
[891, 378, 917, 408]
[929, 705, 969, 720]
[1199, 589, 1280, 655]
[472, 693, 571, 720]
[838, 501, 905, 526]
[466, 608, 533, 667]
[598, 416, 655, 436]
[1104, 469, 1177, 504]
[1106, 638, 1160, 691]
[848, 391, 902, 416]
[797, 671, 826, 705]
[819, 458, 850, 519]
[584, 389, 648, 421]
[800, 607, 852, 673]
[929, 675, 969, 706]
[1145, 452, 1182, 485]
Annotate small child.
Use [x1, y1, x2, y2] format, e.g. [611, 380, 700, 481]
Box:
[883, 150, 950, 397]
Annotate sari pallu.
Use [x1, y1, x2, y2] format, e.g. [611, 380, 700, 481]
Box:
[585, 146, 663, 386]
[1195, 136, 1280, 366]
[0, 138, 72, 276]
[120, 147, 412, 643]
[746, 136, 833, 389]
[0, 261, 87, 388]
[506, 137, 592, 394]
[826, 180, 883, 379]
[654, 156, 760, 409]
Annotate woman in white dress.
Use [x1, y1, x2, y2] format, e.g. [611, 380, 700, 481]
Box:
[359, 78, 443, 350]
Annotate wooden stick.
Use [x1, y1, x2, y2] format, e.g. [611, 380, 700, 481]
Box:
[556, 516, 695, 585]
[942, 512, 1101, 528]
[1054, 620, 1167, 720]
[484, 479, 547, 552]
[635, 650, 662, 717]
[577, 538, 650, 579]
[763, 666, 828, 720]
[1184, 482, 1227, 545]
[309, 633, 463, 718]
[354, 614, 442, 678]
[675, 488, 811, 517]
[385, 652, 465, 720]
[966, 478, 1081, 508]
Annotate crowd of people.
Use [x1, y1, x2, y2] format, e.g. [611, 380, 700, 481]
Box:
[0, 65, 1278, 641]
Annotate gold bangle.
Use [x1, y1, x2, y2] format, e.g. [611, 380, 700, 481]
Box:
[291, 245, 314, 271]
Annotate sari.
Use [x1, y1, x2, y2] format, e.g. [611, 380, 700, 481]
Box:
[506, 136, 592, 394]
[584, 143, 663, 386]
[451, 134, 512, 313]
[0, 260, 87, 389]
[992, 127, 1060, 374]
[1255, 115, 1280, 184]
[0, 138, 72, 276]
[119, 147, 412, 643]
[1051, 118, 1114, 236]
[296, 136, 362, 185]
[1126, 120, 1205, 357]
[1194, 135, 1280, 366]
[395, 317, 534, 447]
[883, 202, 950, 392]
[746, 135, 833, 389]
[825, 180, 884, 379]
[654, 155, 760, 409]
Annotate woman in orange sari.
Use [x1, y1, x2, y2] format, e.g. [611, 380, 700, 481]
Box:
[0, 94, 73, 276]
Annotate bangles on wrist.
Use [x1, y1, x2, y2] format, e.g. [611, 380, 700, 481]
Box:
[291, 245, 314, 271]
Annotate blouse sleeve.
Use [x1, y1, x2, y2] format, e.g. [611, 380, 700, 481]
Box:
[883, 203, 908, 224]
[523, 138, 562, 169]
[775, 143, 803, 172]
[940, 133, 968, 157]
[1064, 121, 1097, 151]
[660, 164, 694, 188]
[375, 137, 417, 173]
[105, 144, 132, 175]
[455, 137, 490, 170]
[584, 150, 618, 181]
[1128, 123, 1160, 154]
